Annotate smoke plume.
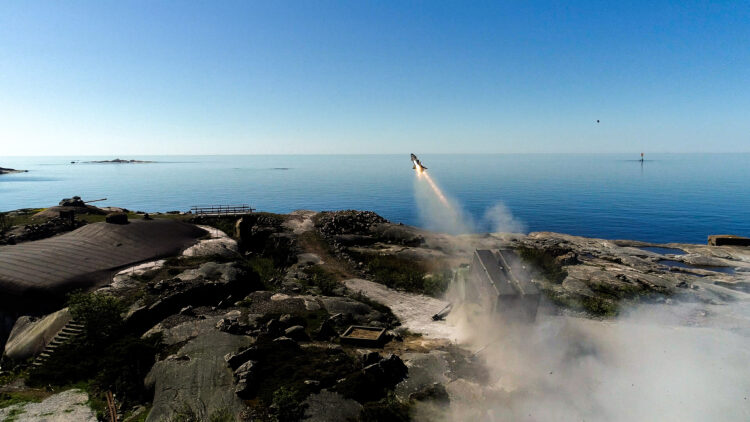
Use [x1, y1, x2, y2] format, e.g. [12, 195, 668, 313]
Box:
[411, 170, 750, 421]
[424, 301, 750, 422]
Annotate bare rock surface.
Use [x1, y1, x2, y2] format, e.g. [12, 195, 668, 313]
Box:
[282, 210, 317, 234]
[344, 278, 453, 339]
[144, 315, 225, 345]
[509, 232, 750, 310]
[302, 389, 363, 422]
[0, 389, 96, 421]
[144, 324, 252, 422]
[182, 225, 238, 258]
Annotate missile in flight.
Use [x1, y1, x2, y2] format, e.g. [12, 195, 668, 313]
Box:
[411, 153, 427, 171]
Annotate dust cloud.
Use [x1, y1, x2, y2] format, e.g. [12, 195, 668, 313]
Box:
[411, 170, 750, 422]
[427, 301, 750, 422]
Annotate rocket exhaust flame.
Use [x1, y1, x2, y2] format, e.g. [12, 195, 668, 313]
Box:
[411, 152, 472, 234]
[420, 170, 451, 209]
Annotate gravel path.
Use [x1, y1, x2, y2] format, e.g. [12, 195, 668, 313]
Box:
[344, 278, 455, 340]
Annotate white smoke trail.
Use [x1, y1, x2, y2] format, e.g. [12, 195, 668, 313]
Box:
[413, 172, 474, 235]
[409, 167, 750, 422]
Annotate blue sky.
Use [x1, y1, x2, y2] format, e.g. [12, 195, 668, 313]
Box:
[1, 1, 748, 155]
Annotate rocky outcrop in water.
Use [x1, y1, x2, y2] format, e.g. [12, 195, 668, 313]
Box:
[84, 158, 155, 164]
[0, 167, 27, 175]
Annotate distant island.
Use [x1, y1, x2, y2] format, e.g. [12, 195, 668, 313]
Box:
[0, 167, 28, 175]
[81, 158, 155, 164]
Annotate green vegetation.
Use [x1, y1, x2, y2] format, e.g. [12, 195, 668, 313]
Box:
[542, 289, 619, 317]
[241, 256, 278, 287]
[2, 407, 26, 422]
[250, 343, 359, 405]
[518, 247, 622, 316]
[29, 293, 163, 410]
[302, 265, 339, 295]
[0, 209, 45, 229]
[0, 391, 45, 409]
[121, 405, 150, 422]
[423, 270, 452, 297]
[360, 392, 411, 422]
[0, 359, 29, 388]
[68, 291, 127, 339]
[0, 213, 11, 233]
[366, 255, 425, 292]
[349, 252, 452, 298]
[271, 386, 305, 422]
[517, 247, 568, 284]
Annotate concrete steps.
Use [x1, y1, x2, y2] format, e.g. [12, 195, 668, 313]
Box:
[31, 319, 84, 368]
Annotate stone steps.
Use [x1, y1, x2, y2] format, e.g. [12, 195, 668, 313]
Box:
[31, 320, 84, 368]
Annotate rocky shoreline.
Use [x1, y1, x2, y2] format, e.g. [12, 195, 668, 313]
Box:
[0, 167, 27, 175]
[0, 206, 748, 421]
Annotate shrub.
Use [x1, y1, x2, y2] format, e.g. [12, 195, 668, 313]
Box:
[303, 266, 339, 295]
[365, 255, 426, 293]
[68, 292, 127, 343]
[0, 212, 11, 233]
[517, 247, 568, 284]
[423, 270, 452, 297]
[271, 386, 305, 422]
[30, 293, 162, 406]
[243, 256, 278, 286]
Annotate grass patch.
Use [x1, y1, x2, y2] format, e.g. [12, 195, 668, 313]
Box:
[271, 386, 304, 422]
[240, 257, 279, 288]
[2, 406, 26, 421]
[0, 209, 46, 229]
[0, 391, 46, 409]
[422, 270, 452, 297]
[302, 265, 339, 295]
[347, 251, 452, 298]
[359, 254, 426, 292]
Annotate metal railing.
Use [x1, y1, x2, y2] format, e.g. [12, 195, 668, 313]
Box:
[190, 204, 255, 216]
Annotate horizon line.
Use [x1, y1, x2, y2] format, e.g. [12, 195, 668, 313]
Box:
[4, 151, 750, 158]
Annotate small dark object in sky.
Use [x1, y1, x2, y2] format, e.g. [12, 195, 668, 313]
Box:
[596, 120, 600, 123]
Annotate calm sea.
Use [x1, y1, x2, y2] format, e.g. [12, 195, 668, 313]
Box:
[1, 154, 748, 244]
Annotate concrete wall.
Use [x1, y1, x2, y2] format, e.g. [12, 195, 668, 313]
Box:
[3, 307, 71, 361]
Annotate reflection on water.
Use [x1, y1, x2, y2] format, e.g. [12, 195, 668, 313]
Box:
[639, 246, 686, 255]
[658, 259, 736, 275]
